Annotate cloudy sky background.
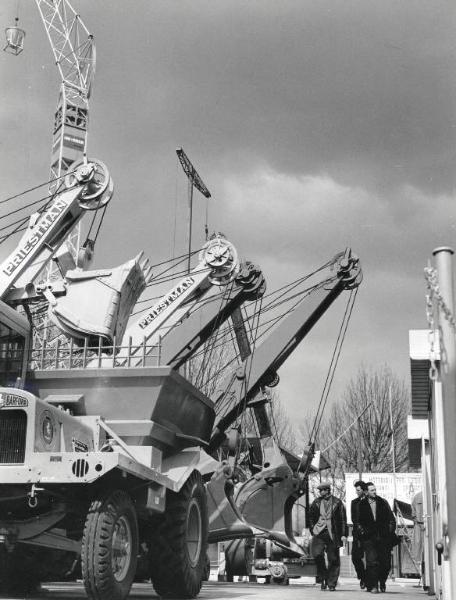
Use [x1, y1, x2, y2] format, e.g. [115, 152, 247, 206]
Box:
[1, 1, 455, 437]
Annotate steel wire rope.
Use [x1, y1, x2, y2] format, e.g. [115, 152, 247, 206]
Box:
[227, 294, 264, 438]
[0, 196, 55, 244]
[145, 265, 209, 288]
[195, 286, 235, 391]
[0, 171, 72, 207]
[229, 294, 264, 470]
[147, 249, 201, 271]
[256, 259, 335, 314]
[253, 278, 337, 345]
[295, 287, 359, 478]
[130, 266, 212, 317]
[172, 153, 179, 272]
[192, 279, 235, 391]
[0, 176, 69, 245]
[188, 279, 333, 382]
[311, 288, 358, 443]
[0, 194, 51, 223]
[170, 278, 334, 375]
[145, 250, 200, 286]
[203, 320, 243, 400]
[268, 393, 281, 447]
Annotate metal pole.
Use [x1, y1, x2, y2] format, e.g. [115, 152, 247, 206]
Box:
[357, 416, 363, 480]
[433, 246, 456, 600]
[187, 177, 194, 274]
[389, 385, 397, 501]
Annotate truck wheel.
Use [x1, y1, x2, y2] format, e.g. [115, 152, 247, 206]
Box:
[149, 471, 208, 598]
[81, 490, 138, 600]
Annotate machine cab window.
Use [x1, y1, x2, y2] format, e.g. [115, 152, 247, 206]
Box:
[0, 302, 30, 387]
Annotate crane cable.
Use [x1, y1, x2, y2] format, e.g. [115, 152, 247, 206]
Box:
[0, 170, 78, 245]
[295, 286, 359, 477]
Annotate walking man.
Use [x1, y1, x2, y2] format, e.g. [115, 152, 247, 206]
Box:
[351, 480, 367, 589]
[357, 482, 396, 593]
[308, 482, 348, 591]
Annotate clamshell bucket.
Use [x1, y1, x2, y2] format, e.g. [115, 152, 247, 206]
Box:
[49, 254, 147, 350]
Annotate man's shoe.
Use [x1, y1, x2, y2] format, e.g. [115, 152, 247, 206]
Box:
[370, 589, 379, 594]
[379, 583, 386, 592]
[321, 580, 327, 590]
[360, 580, 366, 589]
[328, 586, 336, 591]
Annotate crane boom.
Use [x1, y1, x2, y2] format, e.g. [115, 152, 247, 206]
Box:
[208, 249, 362, 452]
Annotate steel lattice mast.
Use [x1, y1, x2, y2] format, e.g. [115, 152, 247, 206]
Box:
[176, 148, 211, 273]
[32, 1, 95, 352]
[35, 0, 95, 194]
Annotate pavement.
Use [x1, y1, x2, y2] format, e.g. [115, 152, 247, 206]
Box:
[9, 577, 429, 600]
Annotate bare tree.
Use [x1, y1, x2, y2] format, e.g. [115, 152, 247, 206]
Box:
[268, 391, 299, 453]
[300, 365, 410, 489]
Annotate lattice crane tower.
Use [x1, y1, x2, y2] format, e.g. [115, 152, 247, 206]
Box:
[36, 0, 95, 272]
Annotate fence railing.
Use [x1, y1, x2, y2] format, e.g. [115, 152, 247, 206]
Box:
[29, 336, 162, 371]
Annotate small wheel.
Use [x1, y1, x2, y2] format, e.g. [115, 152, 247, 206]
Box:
[81, 490, 138, 600]
[149, 471, 208, 598]
[273, 576, 289, 585]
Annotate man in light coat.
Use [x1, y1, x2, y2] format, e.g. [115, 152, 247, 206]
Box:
[308, 482, 348, 592]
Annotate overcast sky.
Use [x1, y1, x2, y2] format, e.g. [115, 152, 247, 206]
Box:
[1, 1, 455, 437]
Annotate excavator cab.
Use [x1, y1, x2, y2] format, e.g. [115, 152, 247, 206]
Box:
[0, 301, 30, 386]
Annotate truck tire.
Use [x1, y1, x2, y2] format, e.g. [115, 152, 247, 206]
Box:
[149, 471, 208, 598]
[81, 489, 138, 600]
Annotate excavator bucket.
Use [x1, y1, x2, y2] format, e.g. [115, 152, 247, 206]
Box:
[48, 254, 148, 350]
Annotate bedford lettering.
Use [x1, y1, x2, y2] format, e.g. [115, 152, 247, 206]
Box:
[139, 277, 194, 329]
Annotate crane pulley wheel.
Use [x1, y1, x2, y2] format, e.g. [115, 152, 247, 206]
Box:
[64, 158, 113, 211]
[236, 262, 266, 298]
[334, 250, 363, 290]
[200, 235, 240, 286]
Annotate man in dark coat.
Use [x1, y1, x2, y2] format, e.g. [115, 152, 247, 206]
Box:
[357, 482, 396, 593]
[351, 480, 367, 589]
[308, 482, 348, 591]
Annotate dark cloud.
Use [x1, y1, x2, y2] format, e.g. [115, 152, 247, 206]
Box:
[0, 1, 454, 419]
[83, 0, 456, 194]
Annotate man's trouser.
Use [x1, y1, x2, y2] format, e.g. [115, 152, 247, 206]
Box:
[310, 530, 341, 588]
[351, 535, 366, 581]
[363, 537, 391, 590]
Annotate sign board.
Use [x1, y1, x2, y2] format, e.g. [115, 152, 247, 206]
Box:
[345, 472, 422, 524]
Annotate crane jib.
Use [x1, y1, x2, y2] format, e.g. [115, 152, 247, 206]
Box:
[138, 276, 195, 330]
[1, 197, 71, 277]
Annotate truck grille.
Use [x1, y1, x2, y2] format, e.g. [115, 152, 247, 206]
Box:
[0, 410, 26, 464]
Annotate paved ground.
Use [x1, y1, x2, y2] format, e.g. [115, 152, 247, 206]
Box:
[9, 578, 429, 600]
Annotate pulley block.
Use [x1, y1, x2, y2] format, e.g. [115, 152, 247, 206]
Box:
[65, 158, 113, 211]
[200, 234, 239, 285]
[334, 249, 363, 289]
[236, 262, 266, 298]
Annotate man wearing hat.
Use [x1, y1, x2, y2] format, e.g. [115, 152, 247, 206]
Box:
[308, 482, 348, 591]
